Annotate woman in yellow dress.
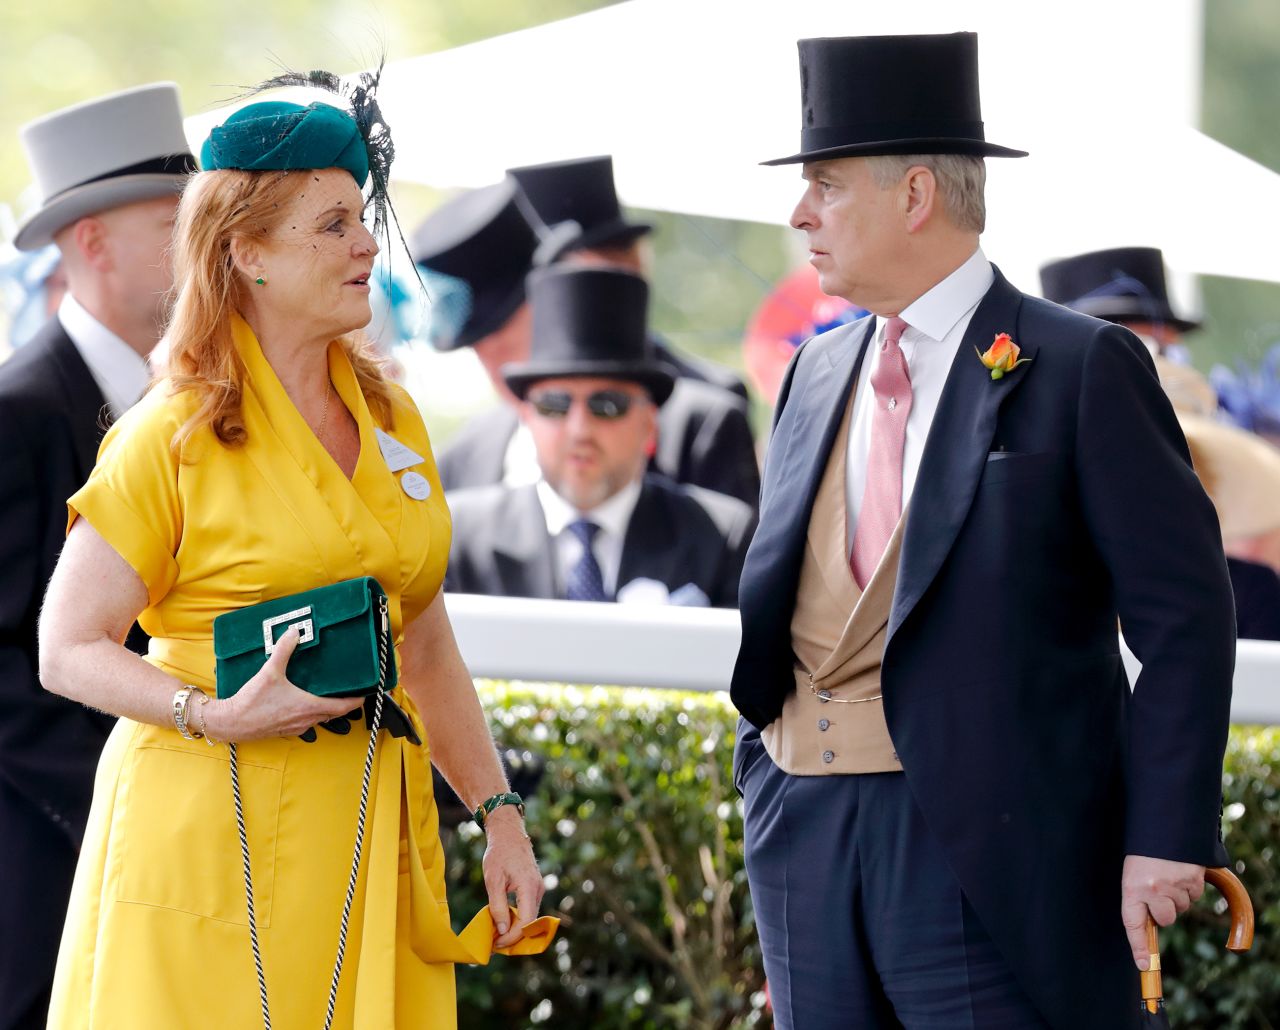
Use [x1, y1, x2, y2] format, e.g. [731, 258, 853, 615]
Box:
[37, 82, 555, 1029]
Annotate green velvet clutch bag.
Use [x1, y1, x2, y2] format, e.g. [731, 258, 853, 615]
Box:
[213, 577, 398, 700]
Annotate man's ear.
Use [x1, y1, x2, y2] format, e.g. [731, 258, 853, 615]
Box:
[68, 217, 110, 271]
[641, 398, 659, 452]
[903, 165, 938, 234]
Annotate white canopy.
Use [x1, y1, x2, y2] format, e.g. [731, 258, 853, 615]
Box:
[182, 1, 1279, 414]
[364, 0, 1277, 292]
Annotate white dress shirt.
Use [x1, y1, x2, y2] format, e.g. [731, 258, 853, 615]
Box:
[845, 249, 994, 546]
[535, 478, 643, 596]
[503, 422, 542, 487]
[58, 294, 151, 419]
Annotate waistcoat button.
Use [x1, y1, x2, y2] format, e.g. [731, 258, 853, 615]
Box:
[822, 750, 835, 764]
[818, 719, 830, 731]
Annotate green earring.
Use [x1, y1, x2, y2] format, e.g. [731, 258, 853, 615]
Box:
[255, 276, 266, 286]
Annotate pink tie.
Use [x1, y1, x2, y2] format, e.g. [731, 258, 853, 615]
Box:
[850, 317, 913, 588]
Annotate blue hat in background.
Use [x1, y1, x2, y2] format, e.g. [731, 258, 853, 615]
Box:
[0, 242, 62, 347]
[410, 179, 577, 352]
[201, 100, 370, 187]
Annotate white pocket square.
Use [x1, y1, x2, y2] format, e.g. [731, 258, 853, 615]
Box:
[615, 578, 710, 607]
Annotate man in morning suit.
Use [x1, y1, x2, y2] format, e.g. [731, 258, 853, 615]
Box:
[413, 167, 761, 511]
[730, 34, 1234, 1028]
[445, 266, 754, 608]
[0, 83, 194, 1030]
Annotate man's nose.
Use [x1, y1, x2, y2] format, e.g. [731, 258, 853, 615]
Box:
[790, 191, 817, 231]
[565, 400, 594, 436]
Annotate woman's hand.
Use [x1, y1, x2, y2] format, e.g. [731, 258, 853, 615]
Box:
[203, 626, 359, 742]
[482, 807, 546, 948]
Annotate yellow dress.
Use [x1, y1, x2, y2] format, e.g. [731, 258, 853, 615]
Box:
[48, 317, 553, 1029]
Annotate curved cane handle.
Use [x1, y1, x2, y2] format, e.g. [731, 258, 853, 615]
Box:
[1141, 866, 1255, 1012]
[1203, 866, 1255, 952]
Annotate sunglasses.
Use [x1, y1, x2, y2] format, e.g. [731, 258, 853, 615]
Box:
[528, 389, 639, 420]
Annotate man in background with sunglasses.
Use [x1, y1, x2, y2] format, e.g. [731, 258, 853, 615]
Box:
[445, 266, 755, 607]
[413, 166, 761, 514]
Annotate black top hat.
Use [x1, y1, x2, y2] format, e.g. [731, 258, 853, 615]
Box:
[410, 179, 577, 351]
[1039, 247, 1200, 333]
[762, 33, 1027, 166]
[508, 155, 653, 262]
[501, 266, 677, 405]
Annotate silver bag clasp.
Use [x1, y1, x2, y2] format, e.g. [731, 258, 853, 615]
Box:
[262, 606, 315, 654]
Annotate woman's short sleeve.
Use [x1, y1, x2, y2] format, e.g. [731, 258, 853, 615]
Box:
[67, 389, 186, 606]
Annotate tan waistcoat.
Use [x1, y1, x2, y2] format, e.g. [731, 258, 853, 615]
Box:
[761, 381, 905, 775]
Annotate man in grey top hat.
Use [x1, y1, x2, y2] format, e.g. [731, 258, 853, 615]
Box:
[0, 82, 194, 1030]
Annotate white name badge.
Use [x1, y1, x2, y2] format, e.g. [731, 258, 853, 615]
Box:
[401, 471, 432, 500]
[375, 428, 425, 473]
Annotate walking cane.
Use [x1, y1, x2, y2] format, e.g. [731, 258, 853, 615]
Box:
[1139, 866, 1254, 1026]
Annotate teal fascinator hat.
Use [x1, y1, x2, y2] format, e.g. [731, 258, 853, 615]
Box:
[200, 66, 402, 241]
[201, 100, 369, 187]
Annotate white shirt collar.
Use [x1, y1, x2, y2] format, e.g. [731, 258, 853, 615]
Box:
[536, 476, 643, 540]
[58, 293, 152, 417]
[895, 248, 993, 343]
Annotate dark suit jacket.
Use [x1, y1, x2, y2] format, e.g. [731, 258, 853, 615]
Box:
[436, 378, 761, 511]
[651, 336, 750, 402]
[1227, 556, 1280, 641]
[731, 270, 1235, 1029]
[0, 318, 127, 1026]
[445, 474, 755, 608]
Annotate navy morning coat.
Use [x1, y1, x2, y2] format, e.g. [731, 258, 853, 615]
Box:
[730, 269, 1235, 1029]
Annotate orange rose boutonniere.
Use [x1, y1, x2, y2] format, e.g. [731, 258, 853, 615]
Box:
[976, 332, 1032, 381]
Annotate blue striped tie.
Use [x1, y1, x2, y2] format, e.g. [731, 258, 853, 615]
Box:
[565, 519, 607, 602]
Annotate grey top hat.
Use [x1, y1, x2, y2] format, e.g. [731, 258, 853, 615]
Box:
[14, 82, 196, 252]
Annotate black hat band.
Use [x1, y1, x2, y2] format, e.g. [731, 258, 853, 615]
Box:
[45, 152, 198, 204]
[800, 119, 986, 153]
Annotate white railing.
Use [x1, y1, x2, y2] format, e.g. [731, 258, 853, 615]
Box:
[444, 594, 1280, 725]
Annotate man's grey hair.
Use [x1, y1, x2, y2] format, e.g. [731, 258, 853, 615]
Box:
[866, 154, 987, 233]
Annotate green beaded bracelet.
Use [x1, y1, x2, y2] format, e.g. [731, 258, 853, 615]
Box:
[474, 791, 525, 829]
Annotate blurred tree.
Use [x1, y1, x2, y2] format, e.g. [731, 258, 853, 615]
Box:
[0, 1, 614, 204]
[1196, 0, 1280, 373]
[3, 0, 1276, 396]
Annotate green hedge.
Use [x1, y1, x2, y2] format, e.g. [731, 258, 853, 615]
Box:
[1162, 727, 1280, 1029]
[447, 684, 1279, 1029]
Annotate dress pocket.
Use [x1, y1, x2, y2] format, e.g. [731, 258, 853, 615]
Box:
[116, 743, 282, 926]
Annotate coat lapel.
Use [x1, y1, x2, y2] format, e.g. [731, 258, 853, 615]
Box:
[888, 270, 1033, 641]
[45, 320, 111, 477]
[761, 318, 875, 559]
[617, 481, 675, 591]
[493, 486, 558, 598]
